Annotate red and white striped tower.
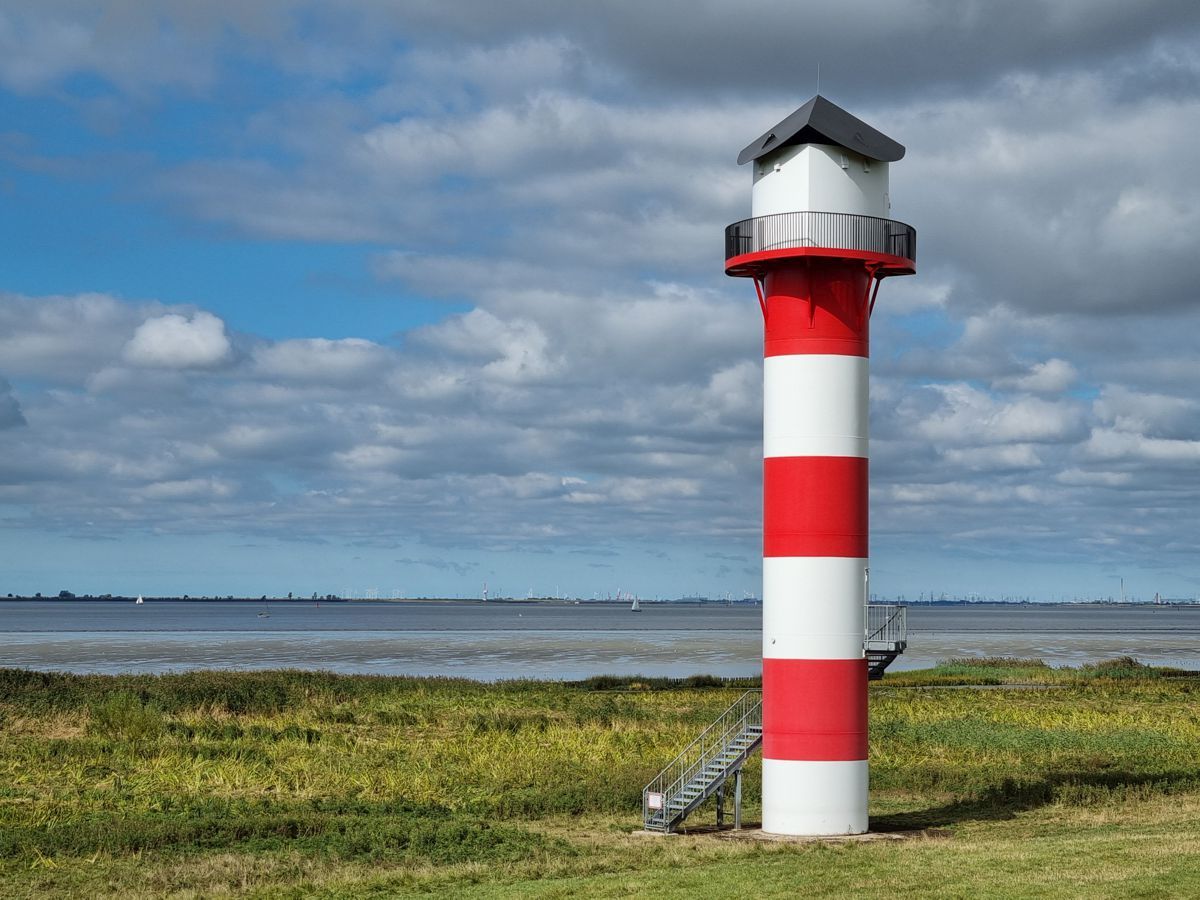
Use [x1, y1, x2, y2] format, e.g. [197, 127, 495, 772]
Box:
[725, 96, 916, 835]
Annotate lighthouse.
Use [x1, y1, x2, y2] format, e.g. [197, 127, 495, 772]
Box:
[725, 96, 916, 835]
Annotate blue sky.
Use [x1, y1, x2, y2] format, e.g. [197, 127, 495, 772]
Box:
[2, 2, 1200, 601]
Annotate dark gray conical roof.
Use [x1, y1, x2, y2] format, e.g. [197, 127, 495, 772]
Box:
[736, 95, 905, 165]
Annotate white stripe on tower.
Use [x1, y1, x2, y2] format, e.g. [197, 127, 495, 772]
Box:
[762, 556, 867, 660]
[763, 355, 868, 459]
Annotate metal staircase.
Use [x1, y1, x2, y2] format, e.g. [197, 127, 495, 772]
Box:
[642, 691, 762, 833]
[642, 604, 908, 832]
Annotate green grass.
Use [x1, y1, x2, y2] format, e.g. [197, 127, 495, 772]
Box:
[2, 662, 1199, 897]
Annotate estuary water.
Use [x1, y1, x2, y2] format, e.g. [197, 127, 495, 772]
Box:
[1, 600, 1198, 680]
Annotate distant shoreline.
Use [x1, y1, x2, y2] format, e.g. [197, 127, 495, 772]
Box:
[0, 596, 1196, 608]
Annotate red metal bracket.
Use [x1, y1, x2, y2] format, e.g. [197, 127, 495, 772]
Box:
[857, 264, 882, 329]
[807, 258, 816, 327]
[868, 272, 886, 319]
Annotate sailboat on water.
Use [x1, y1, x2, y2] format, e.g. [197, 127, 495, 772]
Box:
[135, 595, 144, 605]
[631, 595, 641, 613]
[258, 597, 270, 618]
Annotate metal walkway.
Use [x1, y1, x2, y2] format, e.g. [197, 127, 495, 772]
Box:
[642, 604, 907, 832]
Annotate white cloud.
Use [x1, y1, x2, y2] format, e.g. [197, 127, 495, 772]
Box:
[942, 444, 1042, 471]
[0, 292, 137, 381]
[898, 76, 1200, 316]
[994, 359, 1077, 393]
[332, 444, 410, 471]
[915, 384, 1085, 445]
[1083, 428, 1200, 463]
[0, 287, 759, 551]
[1055, 468, 1133, 487]
[123, 312, 232, 369]
[253, 338, 390, 383]
[0, 13, 92, 93]
[1094, 386, 1200, 439]
[137, 477, 237, 501]
[0, 377, 26, 429]
[417, 308, 562, 383]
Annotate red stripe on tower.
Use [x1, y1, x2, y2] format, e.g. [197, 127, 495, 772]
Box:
[762, 658, 868, 760]
[763, 456, 867, 558]
[763, 264, 871, 358]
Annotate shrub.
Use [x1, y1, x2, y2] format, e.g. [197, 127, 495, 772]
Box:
[1089, 656, 1147, 671]
[88, 692, 163, 743]
[940, 657, 1050, 669]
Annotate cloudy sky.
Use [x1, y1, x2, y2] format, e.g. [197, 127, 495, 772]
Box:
[2, 1, 1199, 600]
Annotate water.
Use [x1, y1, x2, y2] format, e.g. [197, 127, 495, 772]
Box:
[900, 604, 1200, 672]
[1, 600, 1198, 680]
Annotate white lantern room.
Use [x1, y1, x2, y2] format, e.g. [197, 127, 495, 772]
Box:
[740, 95, 904, 220]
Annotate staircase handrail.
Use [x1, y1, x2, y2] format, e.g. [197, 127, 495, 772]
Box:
[643, 690, 762, 827]
[866, 603, 906, 645]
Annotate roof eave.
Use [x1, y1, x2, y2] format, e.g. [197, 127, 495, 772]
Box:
[736, 95, 905, 165]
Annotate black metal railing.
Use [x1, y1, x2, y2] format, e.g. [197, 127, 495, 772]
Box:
[725, 211, 916, 265]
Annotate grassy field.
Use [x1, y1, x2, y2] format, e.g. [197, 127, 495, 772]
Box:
[2, 659, 1199, 898]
